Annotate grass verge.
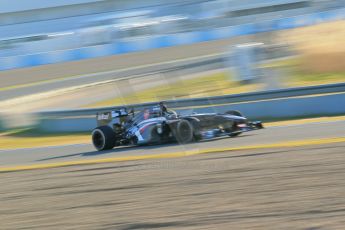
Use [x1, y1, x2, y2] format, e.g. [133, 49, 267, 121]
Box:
[0, 129, 90, 150]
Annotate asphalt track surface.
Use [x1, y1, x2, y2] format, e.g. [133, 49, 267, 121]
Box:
[1, 139, 345, 229]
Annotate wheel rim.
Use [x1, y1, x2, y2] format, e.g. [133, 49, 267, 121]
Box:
[180, 123, 190, 138]
[178, 122, 192, 143]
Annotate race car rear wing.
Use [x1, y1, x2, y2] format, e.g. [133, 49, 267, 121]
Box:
[96, 109, 129, 127]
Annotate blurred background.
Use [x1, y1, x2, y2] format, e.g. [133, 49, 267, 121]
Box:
[0, 0, 344, 133]
[1, 2, 345, 229]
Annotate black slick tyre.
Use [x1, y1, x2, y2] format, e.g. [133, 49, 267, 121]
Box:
[92, 126, 116, 151]
[174, 120, 194, 144]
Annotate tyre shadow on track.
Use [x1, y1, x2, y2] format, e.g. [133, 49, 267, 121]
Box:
[36, 134, 256, 162]
[36, 143, 181, 162]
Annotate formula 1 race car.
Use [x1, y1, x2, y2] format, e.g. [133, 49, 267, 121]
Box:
[91, 103, 263, 151]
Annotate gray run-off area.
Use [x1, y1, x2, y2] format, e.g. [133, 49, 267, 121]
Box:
[1, 142, 345, 229]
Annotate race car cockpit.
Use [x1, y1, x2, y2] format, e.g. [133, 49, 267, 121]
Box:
[131, 104, 177, 123]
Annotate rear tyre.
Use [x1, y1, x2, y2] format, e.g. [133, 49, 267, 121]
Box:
[226, 110, 243, 117]
[92, 126, 116, 151]
[187, 119, 202, 141]
[174, 120, 194, 144]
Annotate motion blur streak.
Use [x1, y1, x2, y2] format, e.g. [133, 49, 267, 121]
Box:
[0, 0, 344, 229]
[1, 136, 345, 172]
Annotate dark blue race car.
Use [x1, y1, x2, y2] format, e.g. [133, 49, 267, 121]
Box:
[92, 103, 263, 151]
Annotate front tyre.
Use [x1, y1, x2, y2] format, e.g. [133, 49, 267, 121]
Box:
[92, 126, 116, 151]
[174, 120, 194, 144]
[223, 120, 242, 137]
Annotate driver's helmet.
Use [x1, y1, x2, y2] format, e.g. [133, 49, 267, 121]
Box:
[159, 101, 168, 113]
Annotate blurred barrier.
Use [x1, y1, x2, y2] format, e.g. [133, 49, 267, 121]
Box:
[0, 8, 344, 71]
[34, 83, 345, 132]
[183, 93, 345, 119]
[0, 115, 4, 131]
[37, 82, 345, 117]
